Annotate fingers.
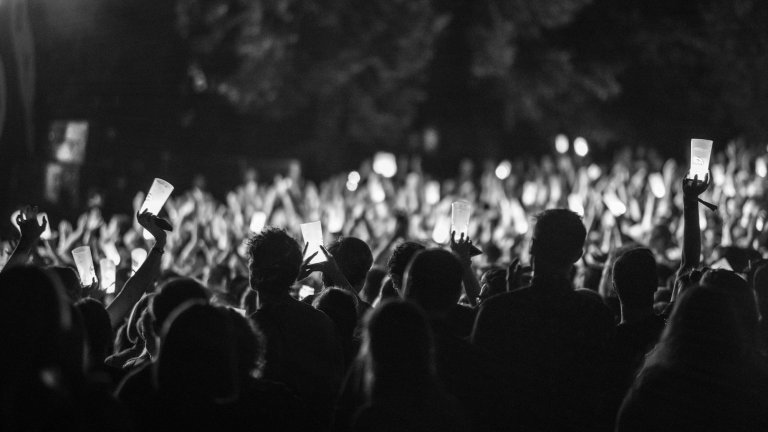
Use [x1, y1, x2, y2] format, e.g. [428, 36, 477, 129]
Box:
[302, 251, 318, 264]
[302, 242, 308, 256]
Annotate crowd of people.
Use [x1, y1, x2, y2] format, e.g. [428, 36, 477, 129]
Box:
[2, 142, 768, 431]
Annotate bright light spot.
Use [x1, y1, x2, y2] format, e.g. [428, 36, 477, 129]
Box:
[711, 165, 725, 186]
[348, 171, 360, 184]
[142, 229, 154, 240]
[432, 216, 451, 244]
[555, 134, 569, 154]
[574, 137, 589, 157]
[131, 248, 147, 273]
[249, 211, 267, 233]
[425, 181, 440, 205]
[603, 192, 627, 217]
[369, 178, 386, 203]
[757, 215, 765, 232]
[649, 173, 666, 198]
[568, 194, 584, 216]
[495, 160, 512, 180]
[102, 242, 122, 266]
[587, 164, 602, 180]
[699, 207, 707, 230]
[522, 182, 537, 207]
[346, 181, 359, 192]
[298, 285, 314, 301]
[373, 152, 397, 178]
[757, 158, 767, 178]
[326, 207, 345, 233]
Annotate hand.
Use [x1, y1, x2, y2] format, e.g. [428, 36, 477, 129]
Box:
[82, 277, 105, 301]
[16, 206, 47, 247]
[136, 210, 169, 244]
[450, 231, 482, 263]
[682, 172, 710, 199]
[506, 257, 532, 291]
[296, 242, 321, 281]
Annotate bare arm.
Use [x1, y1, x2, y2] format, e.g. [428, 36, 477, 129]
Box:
[678, 174, 709, 277]
[2, 207, 47, 272]
[106, 211, 168, 328]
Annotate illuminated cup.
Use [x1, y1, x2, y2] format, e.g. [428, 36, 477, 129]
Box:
[689, 139, 713, 179]
[131, 248, 148, 273]
[140, 178, 174, 214]
[300, 221, 326, 264]
[451, 201, 472, 239]
[102, 242, 121, 265]
[72, 246, 97, 286]
[372, 152, 397, 178]
[38, 212, 53, 240]
[99, 258, 116, 293]
[603, 191, 627, 217]
[425, 181, 441, 205]
[648, 173, 666, 198]
[249, 211, 267, 233]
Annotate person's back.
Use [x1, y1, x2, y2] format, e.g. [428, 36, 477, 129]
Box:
[472, 209, 613, 430]
[248, 227, 344, 428]
[618, 270, 768, 432]
[351, 300, 468, 432]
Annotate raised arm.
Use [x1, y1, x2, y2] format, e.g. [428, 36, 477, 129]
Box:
[678, 173, 710, 277]
[106, 211, 168, 328]
[450, 231, 481, 307]
[2, 206, 47, 272]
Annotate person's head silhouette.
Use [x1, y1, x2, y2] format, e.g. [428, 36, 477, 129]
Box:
[530, 209, 586, 275]
[613, 248, 658, 320]
[247, 227, 302, 298]
[387, 241, 426, 291]
[402, 249, 463, 319]
[325, 237, 373, 292]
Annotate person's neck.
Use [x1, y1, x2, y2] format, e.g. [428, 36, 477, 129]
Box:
[531, 261, 572, 282]
[620, 306, 653, 325]
[256, 288, 293, 307]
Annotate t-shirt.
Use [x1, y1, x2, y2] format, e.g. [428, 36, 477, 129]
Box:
[472, 275, 614, 431]
[251, 297, 344, 427]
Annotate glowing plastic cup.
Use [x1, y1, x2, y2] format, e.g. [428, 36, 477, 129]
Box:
[140, 178, 174, 215]
[300, 221, 326, 264]
[72, 246, 97, 286]
[372, 152, 397, 178]
[603, 192, 627, 217]
[451, 201, 472, 239]
[131, 248, 148, 273]
[689, 139, 713, 179]
[38, 212, 53, 240]
[99, 258, 116, 293]
[102, 242, 121, 265]
[648, 173, 666, 198]
[249, 211, 267, 233]
[425, 181, 440, 205]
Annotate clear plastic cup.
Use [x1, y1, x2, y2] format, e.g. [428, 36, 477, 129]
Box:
[451, 201, 471, 239]
[99, 258, 116, 293]
[249, 211, 267, 233]
[131, 248, 148, 273]
[140, 178, 174, 214]
[72, 246, 97, 286]
[690, 139, 713, 179]
[300, 221, 326, 264]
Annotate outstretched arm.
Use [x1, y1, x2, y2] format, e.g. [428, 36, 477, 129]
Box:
[2, 206, 47, 272]
[106, 211, 168, 328]
[678, 173, 710, 277]
[450, 231, 481, 307]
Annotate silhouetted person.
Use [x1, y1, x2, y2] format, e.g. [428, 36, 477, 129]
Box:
[404, 249, 514, 432]
[472, 209, 614, 431]
[150, 302, 310, 431]
[248, 227, 344, 430]
[352, 300, 469, 432]
[313, 288, 360, 369]
[76, 298, 126, 388]
[617, 270, 768, 431]
[601, 248, 665, 429]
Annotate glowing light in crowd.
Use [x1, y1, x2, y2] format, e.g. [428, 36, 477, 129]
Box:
[587, 164, 602, 180]
[425, 181, 440, 205]
[348, 171, 361, 184]
[568, 194, 584, 216]
[102, 242, 122, 265]
[368, 177, 386, 203]
[99, 258, 116, 294]
[648, 173, 666, 198]
[10, 210, 20, 233]
[249, 211, 267, 233]
[757, 158, 767, 178]
[689, 139, 713, 179]
[432, 216, 451, 244]
[495, 160, 512, 180]
[603, 192, 627, 217]
[757, 214, 765, 232]
[346, 181, 358, 192]
[373, 152, 397, 178]
[72, 246, 97, 286]
[522, 182, 537, 207]
[555, 134, 569, 154]
[38, 213, 52, 240]
[131, 248, 147, 273]
[574, 137, 589, 157]
[298, 285, 315, 301]
[711, 165, 725, 186]
[300, 221, 326, 265]
[326, 207, 345, 233]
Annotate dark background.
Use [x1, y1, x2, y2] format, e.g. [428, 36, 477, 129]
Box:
[2, 0, 768, 219]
